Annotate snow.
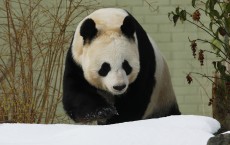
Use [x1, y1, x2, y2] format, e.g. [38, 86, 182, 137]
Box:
[0, 115, 220, 145]
[223, 131, 230, 134]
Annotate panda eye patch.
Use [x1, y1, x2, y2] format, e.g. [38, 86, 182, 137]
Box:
[122, 60, 132, 75]
[98, 62, 111, 77]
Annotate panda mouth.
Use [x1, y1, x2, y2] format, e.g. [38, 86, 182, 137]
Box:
[103, 83, 128, 95]
[111, 87, 127, 95]
[113, 84, 126, 91]
[112, 91, 125, 95]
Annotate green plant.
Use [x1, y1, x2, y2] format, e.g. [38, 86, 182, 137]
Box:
[0, 0, 99, 123]
[168, 0, 230, 131]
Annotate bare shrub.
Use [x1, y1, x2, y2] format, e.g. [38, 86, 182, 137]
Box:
[0, 0, 99, 123]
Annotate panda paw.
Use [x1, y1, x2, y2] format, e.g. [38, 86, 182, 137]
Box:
[86, 105, 118, 120]
[73, 105, 118, 123]
[96, 106, 119, 118]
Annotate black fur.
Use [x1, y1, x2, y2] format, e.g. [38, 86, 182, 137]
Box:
[98, 62, 111, 77]
[80, 18, 97, 44]
[122, 60, 132, 75]
[120, 16, 135, 39]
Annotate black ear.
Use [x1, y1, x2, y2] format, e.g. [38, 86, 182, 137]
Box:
[120, 16, 135, 39]
[80, 18, 97, 44]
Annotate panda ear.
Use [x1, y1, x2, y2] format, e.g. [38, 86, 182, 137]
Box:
[120, 16, 135, 39]
[80, 18, 98, 44]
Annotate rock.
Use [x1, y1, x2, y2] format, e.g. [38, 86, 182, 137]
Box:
[207, 133, 230, 145]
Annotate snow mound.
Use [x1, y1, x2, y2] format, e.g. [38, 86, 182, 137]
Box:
[0, 115, 220, 145]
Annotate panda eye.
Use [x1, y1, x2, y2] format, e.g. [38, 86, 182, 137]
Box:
[98, 62, 111, 77]
[122, 60, 132, 75]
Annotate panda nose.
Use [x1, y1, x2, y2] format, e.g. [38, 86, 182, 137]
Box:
[113, 85, 126, 91]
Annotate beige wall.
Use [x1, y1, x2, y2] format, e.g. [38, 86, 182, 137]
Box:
[0, 0, 213, 120]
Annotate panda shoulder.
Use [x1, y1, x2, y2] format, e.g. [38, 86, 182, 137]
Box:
[147, 34, 165, 65]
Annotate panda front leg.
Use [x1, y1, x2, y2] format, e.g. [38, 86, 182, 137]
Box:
[62, 91, 118, 124]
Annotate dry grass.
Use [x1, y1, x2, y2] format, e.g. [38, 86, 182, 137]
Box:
[0, 0, 99, 123]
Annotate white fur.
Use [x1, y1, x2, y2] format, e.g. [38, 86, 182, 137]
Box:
[82, 33, 140, 95]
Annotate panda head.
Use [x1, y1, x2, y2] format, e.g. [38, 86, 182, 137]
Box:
[72, 9, 140, 95]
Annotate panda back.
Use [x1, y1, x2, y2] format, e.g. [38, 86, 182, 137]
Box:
[143, 35, 180, 119]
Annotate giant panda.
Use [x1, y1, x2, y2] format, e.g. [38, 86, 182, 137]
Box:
[63, 8, 181, 125]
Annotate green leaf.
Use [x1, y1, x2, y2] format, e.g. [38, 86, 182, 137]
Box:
[224, 74, 230, 82]
[217, 61, 226, 76]
[211, 10, 220, 19]
[168, 12, 175, 21]
[176, 7, 180, 15]
[173, 15, 179, 26]
[219, 12, 224, 19]
[209, 0, 217, 11]
[205, 0, 210, 13]
[211, 39, 222, 55]
[225, 3, 230, 12]
[192, 0, 196, 8]
[209, 22, 214, 32]
[215, 29, 220, 39]
[213, 61, 217, 71]
[180, 10, 187, 21]
[216, 20, 223, 26]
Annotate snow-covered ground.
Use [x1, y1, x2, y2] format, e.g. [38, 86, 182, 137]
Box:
[0, 115, 221, 145]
